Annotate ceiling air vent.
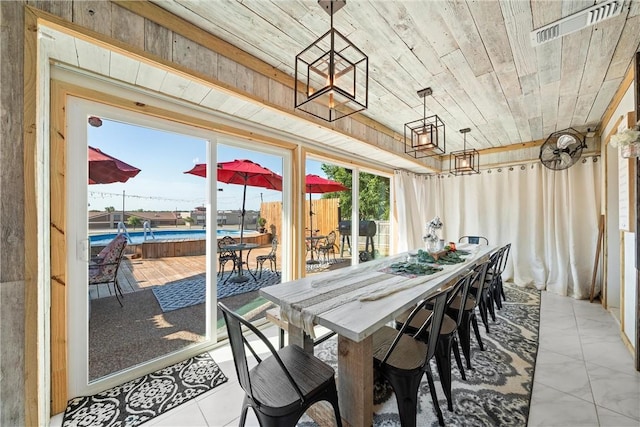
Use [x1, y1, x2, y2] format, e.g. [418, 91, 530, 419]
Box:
[531, 0, 624, 46]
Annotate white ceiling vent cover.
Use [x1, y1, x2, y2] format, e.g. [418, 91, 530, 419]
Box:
[531, 0, 624, 46]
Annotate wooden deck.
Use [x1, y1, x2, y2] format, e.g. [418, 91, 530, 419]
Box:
[89, 245, 277, 300]
[89, 243, 352, 301]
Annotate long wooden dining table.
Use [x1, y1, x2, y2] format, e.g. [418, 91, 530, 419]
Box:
[260, 244, 496, 426]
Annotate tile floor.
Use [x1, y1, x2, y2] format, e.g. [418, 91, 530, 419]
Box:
[51, 291, 640, 426]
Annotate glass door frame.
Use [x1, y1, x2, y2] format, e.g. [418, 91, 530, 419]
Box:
[66, 96, 219, 397]
[304, 152, 395, 269]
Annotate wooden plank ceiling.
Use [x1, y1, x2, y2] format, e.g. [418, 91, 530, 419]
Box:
[152, 0, 640, 152]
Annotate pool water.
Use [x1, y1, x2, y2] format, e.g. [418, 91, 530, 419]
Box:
[89, 229, 256, 246]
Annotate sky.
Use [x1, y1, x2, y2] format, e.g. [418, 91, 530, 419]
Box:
[87, 118, 326, 212]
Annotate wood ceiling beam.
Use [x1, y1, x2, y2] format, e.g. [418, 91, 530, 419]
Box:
[436, 138, 546, 160]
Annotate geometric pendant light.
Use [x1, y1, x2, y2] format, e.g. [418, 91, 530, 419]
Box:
[294, 0, 369, 122]
[404, 87, 446, 158]
[450, 128, 480, 175]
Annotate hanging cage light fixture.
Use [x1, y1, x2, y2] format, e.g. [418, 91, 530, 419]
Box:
[450, 128, 480, 175]
[294, 0, 369, 122]
[404, 87, 446, 158]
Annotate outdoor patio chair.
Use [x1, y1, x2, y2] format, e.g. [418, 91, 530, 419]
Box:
[458, 235, 489, 245]
[372, 285, 454, 427]
[217, 235, 240, 278]
[218, 302, 343, 427]
[88, 233, 128, 306]
[255, 237, 279, 278]
[317, 230, 338, 263]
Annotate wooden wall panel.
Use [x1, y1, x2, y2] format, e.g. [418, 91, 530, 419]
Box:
[111, 3, 144, 49]
[145, 19, 172, 61]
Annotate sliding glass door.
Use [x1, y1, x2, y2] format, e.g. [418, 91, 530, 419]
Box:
[67, 97, 218, 397]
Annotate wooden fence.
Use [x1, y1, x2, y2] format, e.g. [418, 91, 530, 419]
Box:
[260, 198, 341, 238]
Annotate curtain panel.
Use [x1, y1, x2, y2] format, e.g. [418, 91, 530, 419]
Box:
[394, 157, 601, 298]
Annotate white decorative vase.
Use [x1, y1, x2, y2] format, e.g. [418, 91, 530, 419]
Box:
[621, 143, 640, 158]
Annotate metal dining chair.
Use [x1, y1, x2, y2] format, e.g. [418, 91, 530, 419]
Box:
[458, 235, 489, 245]
[372, 285, 455, 426]
[217, 235, 239, 279]
[255, 237, 278, 278]
[318, 230, 338, 263]
[218, 302, 343, 427]
[394, 270, 476, 412]
[446, 260, 491, 370]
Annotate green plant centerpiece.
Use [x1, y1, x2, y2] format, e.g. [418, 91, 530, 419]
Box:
[257, 217, 267, 233]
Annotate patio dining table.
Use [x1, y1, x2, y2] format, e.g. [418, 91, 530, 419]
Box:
[260, 243, 496, 426]
[220, 242, 259, 283]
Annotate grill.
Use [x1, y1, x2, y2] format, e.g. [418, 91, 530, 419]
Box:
[338, 220, 377, 261]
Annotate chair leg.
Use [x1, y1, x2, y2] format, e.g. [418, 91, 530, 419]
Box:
[478, 296, 490, 333]
[435, 338, 454, 411]
[239, 398, 250, 427]
[486, 289, 496, 322]
[500, 277, 506, 301]
[457, 314, 473, 370]
[425, 369, 445, 426]
[256, 259, 264, 279]
[470, 313, 485, 351]
[451, 336, 466, 381]
[113, 280, 124, 307]
[383, 371, 423, 427]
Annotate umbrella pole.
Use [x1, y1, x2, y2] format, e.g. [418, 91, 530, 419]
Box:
[308, 192, 319, 264]
[240, 182, 247, 244]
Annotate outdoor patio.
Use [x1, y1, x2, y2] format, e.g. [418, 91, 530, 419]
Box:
[87, 242, 353, 380]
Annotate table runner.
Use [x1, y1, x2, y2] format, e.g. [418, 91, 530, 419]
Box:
[281, 245, 481, 338]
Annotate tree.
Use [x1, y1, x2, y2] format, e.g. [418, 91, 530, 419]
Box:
[105, 206, 115, 213]
[320, 165, 390, 220]
[127, 216, 143, 229]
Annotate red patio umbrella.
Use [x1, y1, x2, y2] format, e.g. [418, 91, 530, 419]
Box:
[88, 146, 141, 185]
[184, 159, 282, 242]
[305, 174, 349, 263]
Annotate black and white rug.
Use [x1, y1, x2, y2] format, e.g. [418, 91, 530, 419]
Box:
[152, 270, 281, 312]
[63, 353, 227, 427]
[305, 283, 540, 426]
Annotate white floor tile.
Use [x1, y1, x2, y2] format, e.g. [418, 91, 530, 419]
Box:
[596, 405, 640, 426]
[197, 381, 247, 426]
[538, 326, 584, 360]
[581, 336, 637, 376]
[587, 363, 640, 421]
[533, 350, 593, 401]
[49, 412, 63, 427]
[528, 383, 600, 427]
[143, 401, 207, 426]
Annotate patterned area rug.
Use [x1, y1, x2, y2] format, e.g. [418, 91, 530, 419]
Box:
[152, 270, 281, 312]
[62, 353, 227, 427]
[303, 283, 540, 426]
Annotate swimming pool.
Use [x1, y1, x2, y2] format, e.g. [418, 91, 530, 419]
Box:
[89, 229, 257, 246]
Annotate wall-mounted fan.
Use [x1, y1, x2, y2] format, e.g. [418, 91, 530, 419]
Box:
[539, 128, 587, 170]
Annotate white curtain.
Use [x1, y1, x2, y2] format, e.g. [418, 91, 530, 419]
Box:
[394, 158, 601, 298]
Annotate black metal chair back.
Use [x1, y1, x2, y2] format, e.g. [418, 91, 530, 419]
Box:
[458, 235, 489, 245]
[375, 285, 454, 426]
[218, 302, 343, 426]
